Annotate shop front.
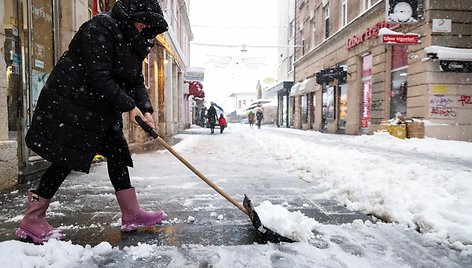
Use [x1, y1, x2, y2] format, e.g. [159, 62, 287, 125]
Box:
[266, 81, 292, 128]
[297, 78, 316, 130]
[289, 82, 300, 128]
[1, 0, 92, 181]
[315, 67, 348, 133]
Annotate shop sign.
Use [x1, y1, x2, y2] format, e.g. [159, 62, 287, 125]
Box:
[316, 67, 347, 84]
[360, 80, 372, 129]
[381, 34, 418, 45]
[432, 19, 452, 33]
[386, 0, 419, 24]
[184, 67, 205, 98]
[346, 22, 400, 49]
[439, 60, 472, 73]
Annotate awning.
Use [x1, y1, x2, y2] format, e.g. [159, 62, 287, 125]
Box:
[424, 46, 472, 61]
[316, 67, 347, 85]
[246, 99, 276, 110]
[298, 78, 316, 95]
[266, 81, 293, 96]
[289, 82, 301, 96]
[424, 46, 472, 73]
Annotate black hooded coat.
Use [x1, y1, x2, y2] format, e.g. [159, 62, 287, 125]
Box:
[25, 0, 168, 173]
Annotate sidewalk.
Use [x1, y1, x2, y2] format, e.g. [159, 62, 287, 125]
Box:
[1, 124, 470, 267]
[0, 126, 369, 248]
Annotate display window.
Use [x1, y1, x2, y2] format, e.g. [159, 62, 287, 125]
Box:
[301, 94, 308, 124]
[3, 0, 20, 136]
[338, 83, 348, 131]
[390, 46, 408, 118]
[30, 0, 55, 112]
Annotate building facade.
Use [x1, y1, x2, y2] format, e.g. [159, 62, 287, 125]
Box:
[0, 0, 193, 191]
[290, 0, 472, 141]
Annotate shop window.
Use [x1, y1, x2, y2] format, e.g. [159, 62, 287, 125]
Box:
[289, 97, 295, 127]
[392, 45, 408, 69]
[362, 53, 372, 78]
[338, 84, 348, 131]
[390, 69, 408, 118]
[390, 46, 408, 118]
[310, 93, 316, 129]
[280, 95, 287, 127]
[326, 86, 336, 120]
[321, 87, 328, 131]
[30, 0, 55, 111]
[4, 0, 20, 135]
[301, 94, 308, 124]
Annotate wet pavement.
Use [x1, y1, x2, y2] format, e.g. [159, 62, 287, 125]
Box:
[0, 127, 371, 248]
[1, 125, 471, 267]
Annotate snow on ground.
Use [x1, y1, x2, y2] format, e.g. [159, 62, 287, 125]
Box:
[1, 123, 471, 267]
[245, 127, 472, 251]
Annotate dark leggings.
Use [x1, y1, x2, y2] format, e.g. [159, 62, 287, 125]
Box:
[36, 159, 132, 199]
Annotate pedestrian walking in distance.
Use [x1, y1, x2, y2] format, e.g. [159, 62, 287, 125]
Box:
[16, 0, 168, 244]
[206, 103, 218, 134]
[248, 110, 255, 128]
[218, 113, 228, 134]
[256, 108, 264, 129]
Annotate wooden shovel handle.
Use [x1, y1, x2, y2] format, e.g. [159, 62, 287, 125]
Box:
[135, 116, 249, 215]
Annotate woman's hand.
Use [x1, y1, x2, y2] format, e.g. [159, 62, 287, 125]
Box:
[129, 107, 156, 129]
[143, 112, 156, 129]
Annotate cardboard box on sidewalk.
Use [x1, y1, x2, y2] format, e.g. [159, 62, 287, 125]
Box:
[390, 124, 407, 139]
[406, 121, 425, 139]
[379, 122, 407, 139]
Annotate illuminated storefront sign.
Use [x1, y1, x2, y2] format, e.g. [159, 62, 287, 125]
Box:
[346, 22, 400, 49]
[381, 34, 419, 45]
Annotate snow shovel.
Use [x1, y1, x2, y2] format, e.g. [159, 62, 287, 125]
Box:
[135, 117, 293, 243]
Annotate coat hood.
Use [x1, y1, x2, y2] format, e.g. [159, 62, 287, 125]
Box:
[112, 0, 168, 39]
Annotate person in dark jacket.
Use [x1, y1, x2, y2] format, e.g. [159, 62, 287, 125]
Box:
[16, 0, 168, 244]
[206, 104, 218, 134]
[256, 108, 264, 129]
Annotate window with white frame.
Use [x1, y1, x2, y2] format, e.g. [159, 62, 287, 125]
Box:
[289, 19, 295, 39]
[342, 0, 348, 26]
[364, 0, 372, 10]
[311, 19, 316, 47]
[324, 5, 330, 39]
[288, 55, 294, 72]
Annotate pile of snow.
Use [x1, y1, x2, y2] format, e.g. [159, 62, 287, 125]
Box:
[255, 200, 318, 242]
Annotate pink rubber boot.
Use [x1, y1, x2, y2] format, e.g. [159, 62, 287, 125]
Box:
[15, 191, 64, 244]
[115, 188, 166, 232]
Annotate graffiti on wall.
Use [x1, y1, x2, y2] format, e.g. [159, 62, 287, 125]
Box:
[458, 95, 472, 106]
[429, 84, 457, 118]
[431, 84, 449, 95]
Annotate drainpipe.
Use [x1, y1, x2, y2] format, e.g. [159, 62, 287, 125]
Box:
[289, 0, 297, 128]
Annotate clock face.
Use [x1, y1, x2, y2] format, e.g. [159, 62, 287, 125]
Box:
[393, 2, 413, 22]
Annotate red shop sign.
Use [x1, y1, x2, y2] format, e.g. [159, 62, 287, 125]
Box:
[346, 22, 400, 49]
[361, 80, 372, 129]
[381, 34, 418, 45]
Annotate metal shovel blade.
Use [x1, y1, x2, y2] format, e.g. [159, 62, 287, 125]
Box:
[243, 195, 293, 243]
